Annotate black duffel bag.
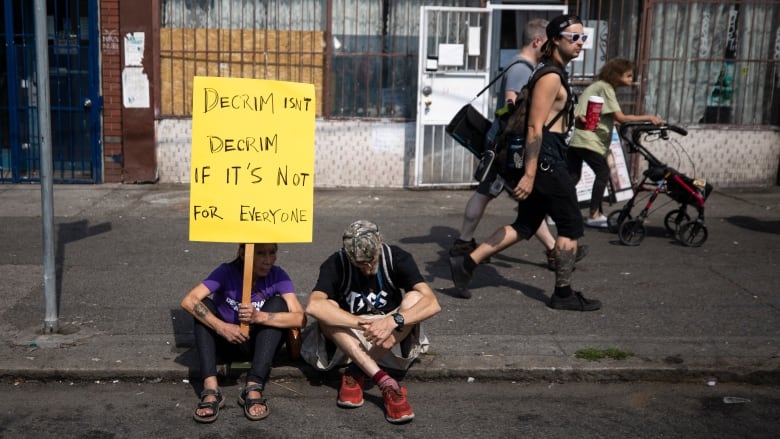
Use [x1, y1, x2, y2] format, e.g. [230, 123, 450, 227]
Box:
[445, 104, 491, 157]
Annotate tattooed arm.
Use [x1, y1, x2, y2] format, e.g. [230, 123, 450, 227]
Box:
[514, 73, 562, 200]
[238, 292, 306, 328]
[194, 301, 210, 319]
[181, 282, 247, 344]
[514, 130, 542, 199]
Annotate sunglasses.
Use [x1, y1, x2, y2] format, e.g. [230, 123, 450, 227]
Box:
[560, 32, 588, 43]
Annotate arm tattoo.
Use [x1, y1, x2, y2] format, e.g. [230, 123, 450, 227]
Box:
[194, 302, 209, 318]
[266, 312, 276, 321]
[525, 133, 541, 163]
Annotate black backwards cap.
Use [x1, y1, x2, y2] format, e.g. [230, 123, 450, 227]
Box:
[546, 14, 583, 39]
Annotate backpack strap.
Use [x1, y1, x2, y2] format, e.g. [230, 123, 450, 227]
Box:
[337, 244, 396, 297]
[337, 249, 352, 295]
[470, 58, 528, 100]
[379, 243, 396, 291]
[515, 58, 535, 72]
[494, 58, 535, 116]
[526, 64, 571, 131]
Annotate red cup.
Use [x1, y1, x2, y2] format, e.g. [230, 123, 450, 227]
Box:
[584, 96, 604, 131]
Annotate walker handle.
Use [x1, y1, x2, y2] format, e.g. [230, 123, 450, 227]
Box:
[663, 125, 688, 137]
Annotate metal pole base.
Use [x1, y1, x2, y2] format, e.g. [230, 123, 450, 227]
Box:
[43, 321, 59, 334]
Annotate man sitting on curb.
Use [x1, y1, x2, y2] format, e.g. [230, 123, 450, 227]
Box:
[302, 220, 441, 424]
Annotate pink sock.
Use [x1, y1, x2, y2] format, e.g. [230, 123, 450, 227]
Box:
[373, 370, 399, 391]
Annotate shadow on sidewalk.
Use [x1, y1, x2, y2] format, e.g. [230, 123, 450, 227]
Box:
[726, 216, 780, 235]
[56, 220, 111, 316]
[399, 225, 548, 303]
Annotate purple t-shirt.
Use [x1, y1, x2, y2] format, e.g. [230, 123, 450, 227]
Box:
[202, 263, 295, 324]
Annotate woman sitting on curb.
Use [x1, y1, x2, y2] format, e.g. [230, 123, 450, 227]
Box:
[181, 243, 305, 423]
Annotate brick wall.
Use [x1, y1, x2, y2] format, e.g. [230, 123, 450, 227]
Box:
[100, 0, 122, 183]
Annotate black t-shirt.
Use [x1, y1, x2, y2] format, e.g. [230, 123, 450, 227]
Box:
[313, 244, 424, 315]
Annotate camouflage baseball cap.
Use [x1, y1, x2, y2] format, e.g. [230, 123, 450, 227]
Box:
[342, 220, 381, 265]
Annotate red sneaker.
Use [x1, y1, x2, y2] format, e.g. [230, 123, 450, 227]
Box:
[337, 373, 364, 408]
[382, 386, 415, 424]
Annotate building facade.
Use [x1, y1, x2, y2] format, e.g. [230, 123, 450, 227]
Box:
[1, 0, 778, 187]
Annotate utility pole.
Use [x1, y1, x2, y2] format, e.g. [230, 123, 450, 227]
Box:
[34, 0, 58, 333]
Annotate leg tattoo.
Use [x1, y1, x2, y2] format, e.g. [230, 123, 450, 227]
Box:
[555, 247, 576, 288]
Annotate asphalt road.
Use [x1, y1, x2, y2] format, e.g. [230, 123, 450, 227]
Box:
[1, 378, 778, 438]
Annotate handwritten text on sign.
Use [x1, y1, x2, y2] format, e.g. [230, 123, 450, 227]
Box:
[189, 77, 315, 243]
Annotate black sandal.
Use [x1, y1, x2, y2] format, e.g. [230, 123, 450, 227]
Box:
[237, 383, 270, 421]
[193, 388, 224, 423]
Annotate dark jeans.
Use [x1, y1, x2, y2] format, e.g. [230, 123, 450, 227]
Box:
[567, 147, 610, 216]
[194, 295, 288, 389]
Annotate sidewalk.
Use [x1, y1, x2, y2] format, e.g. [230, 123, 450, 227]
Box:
[0, 183, 778, 384]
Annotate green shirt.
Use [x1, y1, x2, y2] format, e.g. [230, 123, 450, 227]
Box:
[570, 80, 621, 156]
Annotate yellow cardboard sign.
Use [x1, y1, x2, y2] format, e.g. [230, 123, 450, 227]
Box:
[189, 77, 315, 243]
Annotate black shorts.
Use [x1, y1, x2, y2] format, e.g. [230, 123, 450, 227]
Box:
[510, 162, 584, 240]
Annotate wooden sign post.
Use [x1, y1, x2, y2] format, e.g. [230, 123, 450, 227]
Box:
[188, 77, 316, 335]
[240, 243, 254, 334]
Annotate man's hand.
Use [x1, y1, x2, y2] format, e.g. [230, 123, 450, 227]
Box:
[358, 317, 398, 350]
[513, 173, 535, 200]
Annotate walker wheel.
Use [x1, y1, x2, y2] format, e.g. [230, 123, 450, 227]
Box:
[607, 209, 631, 233]
[618, 219, 646, 246]
[676, 221, 708, 247]
[664, 209, 691, 235]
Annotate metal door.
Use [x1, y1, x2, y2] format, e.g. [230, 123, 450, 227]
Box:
[414, 6, 492, 188]
[0, 0, 101, 183]
[414, 4, 567, 188]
